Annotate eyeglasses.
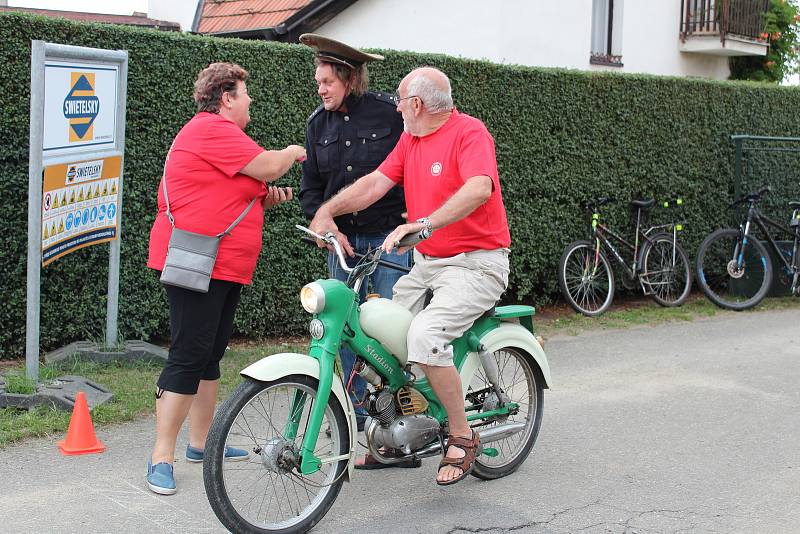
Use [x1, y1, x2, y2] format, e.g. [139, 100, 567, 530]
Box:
[395, 94, 424, 105]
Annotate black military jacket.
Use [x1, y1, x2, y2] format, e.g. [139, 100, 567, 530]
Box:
[300, 91, 405, 235]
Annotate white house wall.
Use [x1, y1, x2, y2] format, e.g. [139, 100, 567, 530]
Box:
[617, 0, 730, 79]
[316, 0, 731, 80]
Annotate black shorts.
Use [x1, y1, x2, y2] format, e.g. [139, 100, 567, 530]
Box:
[156, 278, 242, 395]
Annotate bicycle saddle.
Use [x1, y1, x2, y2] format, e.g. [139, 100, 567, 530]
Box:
[630, 198, 655, 209]
[789, 201, 800, 209]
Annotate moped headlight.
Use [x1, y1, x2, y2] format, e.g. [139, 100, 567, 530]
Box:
[300, 283, 326, 314]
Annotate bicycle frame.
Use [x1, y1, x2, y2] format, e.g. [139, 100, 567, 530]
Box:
[589, 209, 668, 279]
[739, 203, 800, 279]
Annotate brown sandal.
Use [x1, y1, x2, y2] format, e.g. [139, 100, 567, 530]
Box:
[354, 453, 422, 470]
[436, 430, 480, 486]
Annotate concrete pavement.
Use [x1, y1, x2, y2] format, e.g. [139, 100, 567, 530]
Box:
[2, 307, 799, 533]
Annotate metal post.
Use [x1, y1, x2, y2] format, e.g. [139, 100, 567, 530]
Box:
[26, 41, 45, 382]
[105, 53, 128, 349]
[733, 136, 743, 202]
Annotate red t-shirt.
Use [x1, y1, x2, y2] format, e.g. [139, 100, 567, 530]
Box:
[147, 112, 267, 285]
[378, 110, 511, 257]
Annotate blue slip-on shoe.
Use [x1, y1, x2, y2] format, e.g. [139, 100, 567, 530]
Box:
[146, 460, 176, 495]
[185, 444, 250, 463]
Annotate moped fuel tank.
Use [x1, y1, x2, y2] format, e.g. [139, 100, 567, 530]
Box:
[359, 298, 413, 365]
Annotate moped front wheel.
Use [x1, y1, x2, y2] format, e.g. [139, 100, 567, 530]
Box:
[468, 346, 544, 480]
[203, 376, 349, 534]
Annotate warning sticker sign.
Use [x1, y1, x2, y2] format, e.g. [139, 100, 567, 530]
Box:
[41, 155, 121, 266]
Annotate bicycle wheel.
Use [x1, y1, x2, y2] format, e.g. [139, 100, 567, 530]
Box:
[468, 346, 545, 480]
[640, 233, 692, 307]
[696, 228, 773, 311]
[558, 239, 615, 316]
[203, 376, 349, 534]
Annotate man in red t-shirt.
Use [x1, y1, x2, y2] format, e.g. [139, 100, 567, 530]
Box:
[310, 66, 510, 486]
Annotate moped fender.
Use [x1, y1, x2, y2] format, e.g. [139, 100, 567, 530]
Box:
[459, 323, 552, 399]
[240, 352, 357, 481]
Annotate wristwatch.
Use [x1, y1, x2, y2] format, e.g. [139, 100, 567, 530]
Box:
[416, 217, 433, 239]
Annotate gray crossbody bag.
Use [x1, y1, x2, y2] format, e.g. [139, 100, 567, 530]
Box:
[160, 166, 257, 293]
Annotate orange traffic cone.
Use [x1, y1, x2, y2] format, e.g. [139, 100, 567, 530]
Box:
[57, 391, 106, 455]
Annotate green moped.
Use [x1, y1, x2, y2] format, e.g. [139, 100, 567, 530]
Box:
[203, 226, 551, 533]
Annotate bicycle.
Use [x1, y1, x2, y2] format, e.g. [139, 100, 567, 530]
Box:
[558, 197, 692, 316]
[695, 186, 800, 311]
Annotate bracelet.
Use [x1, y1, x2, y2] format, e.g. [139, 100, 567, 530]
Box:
[416, 217, 433, 239]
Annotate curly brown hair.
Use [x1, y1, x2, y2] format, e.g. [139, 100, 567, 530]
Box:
[314, 58, 369, 98]
[193, 62, 249, 113]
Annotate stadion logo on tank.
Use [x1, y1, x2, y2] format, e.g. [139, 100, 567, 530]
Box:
[62, 72, 100, 143]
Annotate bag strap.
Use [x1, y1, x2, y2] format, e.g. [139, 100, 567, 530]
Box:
[162, 147, 258, 238]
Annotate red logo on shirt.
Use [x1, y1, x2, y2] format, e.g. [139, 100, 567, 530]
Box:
[431, 162, 442, 176]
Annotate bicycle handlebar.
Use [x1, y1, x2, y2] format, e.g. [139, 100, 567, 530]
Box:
[584, 197, 613, 210]
[730, 185, 771, 208]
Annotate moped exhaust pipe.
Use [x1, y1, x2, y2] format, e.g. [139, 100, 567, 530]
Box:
[366, 421, 527, 463]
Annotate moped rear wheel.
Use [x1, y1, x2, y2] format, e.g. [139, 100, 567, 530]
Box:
[203, 376, 349, 534]
[468, 347, 544, 480]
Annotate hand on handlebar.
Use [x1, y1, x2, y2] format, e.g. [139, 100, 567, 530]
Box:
[308, 214, 354, 256]
[382, 221, 427, 255]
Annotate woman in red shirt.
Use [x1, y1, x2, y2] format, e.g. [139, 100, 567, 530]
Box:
[145, 62, 305, 495]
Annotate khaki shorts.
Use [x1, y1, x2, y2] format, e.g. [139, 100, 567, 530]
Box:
[392, 248, 510, 367]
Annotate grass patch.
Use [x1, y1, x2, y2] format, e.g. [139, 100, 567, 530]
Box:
[0, 341, 304, 448]
[536, 293, 800, 337]
[1, 295, 797, 447]
[3, 372, 37, 394]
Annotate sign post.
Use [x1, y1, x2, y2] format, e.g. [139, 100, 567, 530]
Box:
[26, 41, 128, 381]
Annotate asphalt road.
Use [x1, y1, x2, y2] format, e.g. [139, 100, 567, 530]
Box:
[3, 307, 799, 533]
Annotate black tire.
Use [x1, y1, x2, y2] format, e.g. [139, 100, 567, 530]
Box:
[640, 233, 692, 307]
[558, 239, 615, 316]
[203, 376, 349, 534]
[696, 228, 773, 311]
[469, 346, 545, 480]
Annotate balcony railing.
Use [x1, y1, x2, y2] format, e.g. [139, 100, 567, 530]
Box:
[680, 0, 770, 42]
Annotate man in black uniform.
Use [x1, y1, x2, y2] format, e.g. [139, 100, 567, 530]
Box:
[299, 34, 412, 444]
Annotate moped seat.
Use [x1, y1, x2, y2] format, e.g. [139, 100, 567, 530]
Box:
[479, 306, 496, 319]
[630, 198, 655, 210]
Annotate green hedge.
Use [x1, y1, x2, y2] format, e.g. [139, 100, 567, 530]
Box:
[1, 12, 798, 359]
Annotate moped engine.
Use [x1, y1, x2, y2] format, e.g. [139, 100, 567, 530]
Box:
[366, 387, 439, 454]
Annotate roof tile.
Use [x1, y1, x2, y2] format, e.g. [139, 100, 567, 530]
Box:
[197, 0, 312, 34]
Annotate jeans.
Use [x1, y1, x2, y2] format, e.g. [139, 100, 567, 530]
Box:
[327, 231, 411, 422]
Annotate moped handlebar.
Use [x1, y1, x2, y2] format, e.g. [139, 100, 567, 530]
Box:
[396, 229, 428, 249]
[299, 236, 411, 274]
[295, 225, 354, 273]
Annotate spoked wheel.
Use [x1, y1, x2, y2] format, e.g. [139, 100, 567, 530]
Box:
[203, 376, 349, 534]
[696, 228, 773, 311]
[640, 233, 692, 307]
[558, 240, 615, 316]
[467, 346, 544, 480]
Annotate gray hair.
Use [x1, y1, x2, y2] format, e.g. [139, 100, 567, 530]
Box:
[407, 72, 453, 113]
